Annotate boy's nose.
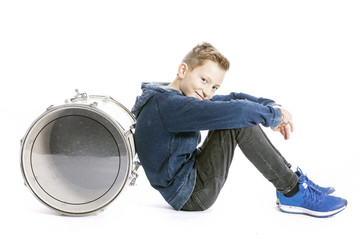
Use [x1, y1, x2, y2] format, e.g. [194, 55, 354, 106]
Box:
[202, 91, 207, 99]
[203, 87, 211, 99]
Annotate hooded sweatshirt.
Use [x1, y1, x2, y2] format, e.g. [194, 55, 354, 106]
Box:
[131, 82, 282, 210]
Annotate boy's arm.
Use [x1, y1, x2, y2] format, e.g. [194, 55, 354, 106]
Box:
[157, 93, 282, 133]
[211, 92, 278, 106]
[212, 92, 294, 140]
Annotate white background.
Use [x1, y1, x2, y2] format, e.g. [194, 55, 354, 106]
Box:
[1, 0, 359, 239]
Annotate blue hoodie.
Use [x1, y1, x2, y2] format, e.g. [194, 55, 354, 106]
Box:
[131, 82, 282, 210]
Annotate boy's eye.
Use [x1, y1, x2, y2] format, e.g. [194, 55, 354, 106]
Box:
[212, 86, 218, 91]
[201, 78, 207, 83]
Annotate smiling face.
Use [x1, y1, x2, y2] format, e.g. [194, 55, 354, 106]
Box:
[172, 60, 226, 100]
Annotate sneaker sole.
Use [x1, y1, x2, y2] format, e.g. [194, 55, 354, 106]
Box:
[278, 202, 347, 218]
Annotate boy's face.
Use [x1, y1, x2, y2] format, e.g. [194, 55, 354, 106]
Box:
[177, 60, 226, 100]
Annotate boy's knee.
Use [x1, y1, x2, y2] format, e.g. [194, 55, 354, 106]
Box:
[237, 124, 262, 137]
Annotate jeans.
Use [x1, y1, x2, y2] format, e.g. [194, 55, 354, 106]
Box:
[181, 125, 299, 211]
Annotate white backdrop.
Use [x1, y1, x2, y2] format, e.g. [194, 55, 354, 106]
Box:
[1, 1, 359, 239]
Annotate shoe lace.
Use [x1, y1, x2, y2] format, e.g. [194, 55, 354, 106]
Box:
[303, 175, 321, 190]
[302, 182, 326, 206]
[297, 168, 321, 190]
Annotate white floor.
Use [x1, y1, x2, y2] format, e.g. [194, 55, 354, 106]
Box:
[1, 1, 359, 239]
[3, 139, 359, 240]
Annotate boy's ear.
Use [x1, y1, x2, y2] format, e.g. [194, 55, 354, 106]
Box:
[177, 63, 188, 79]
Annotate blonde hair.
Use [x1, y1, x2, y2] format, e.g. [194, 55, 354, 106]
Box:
[182, 42, 230, 71]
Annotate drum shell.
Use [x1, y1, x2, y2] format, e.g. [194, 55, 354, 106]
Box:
[20, 102, 135, 216]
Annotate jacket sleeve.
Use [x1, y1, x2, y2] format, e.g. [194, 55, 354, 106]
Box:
[156, 92, 282, 133]
[211, 92, 278, 106]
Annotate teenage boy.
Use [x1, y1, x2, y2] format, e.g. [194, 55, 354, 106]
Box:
[131, 42, 347, 217]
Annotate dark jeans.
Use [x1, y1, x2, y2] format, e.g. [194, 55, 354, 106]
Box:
[181, 125, 299, 211]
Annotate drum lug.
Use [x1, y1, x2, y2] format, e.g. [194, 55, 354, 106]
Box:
[70, 89, 88, 102]
[123, 125, 135, 140]
[90, 102, 98, 108]
[103, 95, 110, 103]
[129, 160, 141, 186]
[46, 105, 54, 111]
[56, 211, 68, 216]
[124, 129, 132, 138]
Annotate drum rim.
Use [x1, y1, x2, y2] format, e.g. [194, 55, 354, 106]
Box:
[20, 103, 134, 215]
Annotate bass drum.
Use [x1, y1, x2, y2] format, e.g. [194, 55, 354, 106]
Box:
[20, 90, 139, 216]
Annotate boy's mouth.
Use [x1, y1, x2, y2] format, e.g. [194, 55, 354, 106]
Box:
[195, 91, 204, 100]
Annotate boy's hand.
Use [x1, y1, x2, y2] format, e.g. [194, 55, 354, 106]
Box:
[271, 106, 294, 140]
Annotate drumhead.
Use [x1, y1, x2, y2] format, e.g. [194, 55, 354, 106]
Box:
[21, 104, 133, 215]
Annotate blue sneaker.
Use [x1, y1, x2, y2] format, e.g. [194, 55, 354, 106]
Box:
[277, 176, 347, 217]
[295, 167, 335, 195]
[276, 167, 335, 205]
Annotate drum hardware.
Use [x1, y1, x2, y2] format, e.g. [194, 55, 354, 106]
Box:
[20, 89, 140, 216]
[46, 105, 54, 111]
[130, 160, 141, 186]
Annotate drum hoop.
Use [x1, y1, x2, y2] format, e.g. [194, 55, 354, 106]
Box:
[21, 102, 135, 216]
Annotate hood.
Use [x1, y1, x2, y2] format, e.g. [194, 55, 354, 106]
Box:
[131, 82, 182, 118]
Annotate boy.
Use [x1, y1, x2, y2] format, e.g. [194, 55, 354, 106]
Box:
[131, 42, 347, 217]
